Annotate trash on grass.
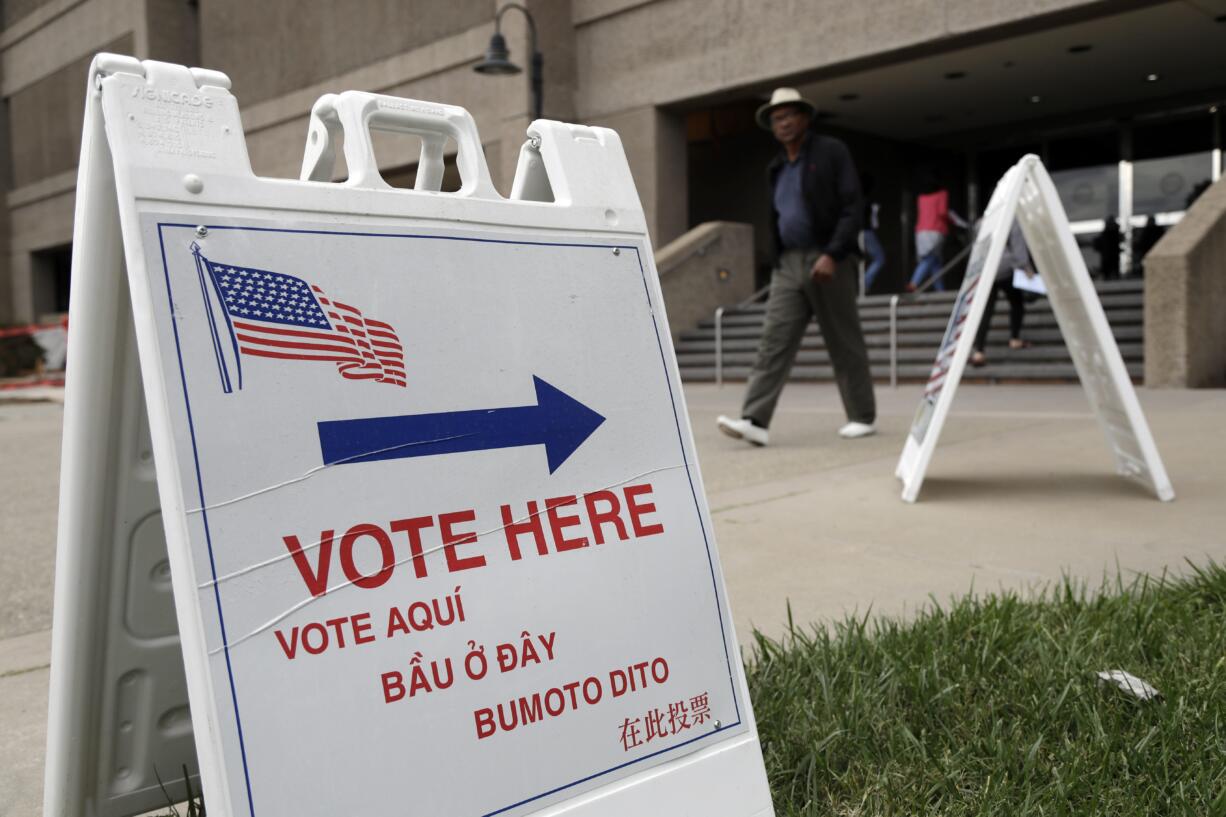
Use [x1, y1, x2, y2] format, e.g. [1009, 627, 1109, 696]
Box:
[1096, 670, 1161, 701]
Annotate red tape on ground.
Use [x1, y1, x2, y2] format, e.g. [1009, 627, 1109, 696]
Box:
[0, 377, 64, 390]
[0, 323, 65, 339]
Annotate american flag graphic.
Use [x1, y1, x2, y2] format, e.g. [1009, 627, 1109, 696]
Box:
[191, 243, 406, 393]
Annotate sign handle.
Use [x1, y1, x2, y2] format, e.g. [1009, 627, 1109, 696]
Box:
[300, 94, 344, 183]
[299, 90, 499, 198]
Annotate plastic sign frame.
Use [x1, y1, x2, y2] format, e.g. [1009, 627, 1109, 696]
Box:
[45, 54, 774, 817]
[896, 155, 1174, 504]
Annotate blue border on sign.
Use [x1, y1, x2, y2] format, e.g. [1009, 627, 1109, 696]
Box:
[154, 223, 744, 817]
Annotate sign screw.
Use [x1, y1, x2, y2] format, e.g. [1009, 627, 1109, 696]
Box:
[714, 720, 722, 729]
[613, 248, 621, 256]
[195, 226, 209, 238]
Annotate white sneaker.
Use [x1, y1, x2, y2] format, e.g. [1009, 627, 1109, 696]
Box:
[838, 421, 876, 439]
[717, 415, 769, 446]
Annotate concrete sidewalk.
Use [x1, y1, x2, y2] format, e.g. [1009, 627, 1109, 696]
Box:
[688, 383, 1226, 644]
[3, 383, 1225, 814]
[1, 398, 63, 817]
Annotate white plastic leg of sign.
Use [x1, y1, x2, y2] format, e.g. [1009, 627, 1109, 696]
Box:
[43, 55, 199, 817]
[896, 155, 1173, 503]
[299, 94, 343, 183]
[895, 161, 1026, 502]
[48, 53, 774, 817]
[510, 134, 556, 203]
[1014, 161, 1173, 500]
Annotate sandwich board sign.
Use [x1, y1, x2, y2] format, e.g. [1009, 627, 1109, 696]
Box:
[45, 53, 774, 817]
[895, 154, 1174, 504]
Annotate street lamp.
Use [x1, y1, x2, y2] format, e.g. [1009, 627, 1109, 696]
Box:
[474, 3, 543, 121]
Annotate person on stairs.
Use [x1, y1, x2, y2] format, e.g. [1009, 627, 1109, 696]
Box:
[861, 173, 886, 293]
[970, 220, 1036, 367]
[907, 172, 967, 293]
[717, 88, 876, 447]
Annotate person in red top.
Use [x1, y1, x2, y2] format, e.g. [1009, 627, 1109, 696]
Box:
[907, 184, 966, 292]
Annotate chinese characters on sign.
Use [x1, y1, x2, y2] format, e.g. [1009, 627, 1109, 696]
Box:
[619, 692, 713, 751]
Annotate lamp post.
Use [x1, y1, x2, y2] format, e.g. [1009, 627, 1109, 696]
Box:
[474, 3, 543, 121]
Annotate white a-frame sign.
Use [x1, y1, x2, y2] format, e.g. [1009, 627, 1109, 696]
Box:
[896, 155, 1174, 504]
[46, 54, 774, 817]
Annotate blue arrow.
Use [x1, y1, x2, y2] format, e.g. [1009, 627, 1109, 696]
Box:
[317, 375, 605, 474]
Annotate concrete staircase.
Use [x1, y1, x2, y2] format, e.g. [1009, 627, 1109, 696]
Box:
[675, 278, 1145, 383]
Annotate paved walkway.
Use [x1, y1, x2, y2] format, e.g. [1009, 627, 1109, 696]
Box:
[688, 383, 1226, 644]
[3, 383, 1225, 814]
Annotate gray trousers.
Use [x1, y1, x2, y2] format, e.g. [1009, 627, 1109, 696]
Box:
[742, 249, 876, 427]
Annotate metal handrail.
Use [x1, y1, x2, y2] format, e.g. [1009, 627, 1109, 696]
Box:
[713, 239, 971, 389]
[714, 284, 770, 386]
[888, 240, 974, 388]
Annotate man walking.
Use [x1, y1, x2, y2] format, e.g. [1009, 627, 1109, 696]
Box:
[717, 88, 876, 446]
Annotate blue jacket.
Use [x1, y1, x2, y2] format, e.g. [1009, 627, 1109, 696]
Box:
[766, 131, 863, 263]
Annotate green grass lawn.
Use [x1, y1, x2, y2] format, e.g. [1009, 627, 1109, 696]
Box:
[745, 562, 1226, 816]
[158, 563, 1223, 816]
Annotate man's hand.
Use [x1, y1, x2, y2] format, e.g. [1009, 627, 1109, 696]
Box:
[811, 254, 837, 281]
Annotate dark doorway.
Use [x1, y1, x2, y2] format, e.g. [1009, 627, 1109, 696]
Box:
[31, 244, 72, 318]
[685, 99, 964, 295]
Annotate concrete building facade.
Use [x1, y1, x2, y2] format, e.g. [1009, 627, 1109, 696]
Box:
[1, 0, 1223, 369]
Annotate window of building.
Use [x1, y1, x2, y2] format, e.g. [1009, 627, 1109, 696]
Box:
[1132, 115, 1214, 216]
[1047, 130, 1120, 223]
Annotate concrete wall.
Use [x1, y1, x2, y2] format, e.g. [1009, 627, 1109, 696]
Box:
[0, 0, 1133, 323]
[8, 35, 132, 189]
[0, 0, 200, 323]
[1144, 177, 1226, 388]
[213, 1, 560, 199]
[655, 221, 754, 343]
[569, 0, 1100, 260]
[570, 0, 1106, 120]
[200, 0, 490, 106]
[3, 0, 58, 28]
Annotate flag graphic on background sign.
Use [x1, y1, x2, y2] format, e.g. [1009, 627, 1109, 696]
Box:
[191, 243, 406, 393]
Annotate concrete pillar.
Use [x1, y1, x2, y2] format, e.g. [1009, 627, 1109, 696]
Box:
[1144, 176, 1226, 387]
[0, 70, 10, 325]
[142, 0, 201, 66]
[656, 108, 687, 247]
[9, 253, 34, 324]
[526, 0, 576, 124]
[1119, 125, 1133, 275]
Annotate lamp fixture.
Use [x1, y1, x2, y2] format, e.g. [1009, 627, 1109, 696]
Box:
[474, 33, 519, 76]
[474, 3, 543, 120]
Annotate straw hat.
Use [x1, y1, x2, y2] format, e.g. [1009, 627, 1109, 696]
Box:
[755, 87, 817, 130]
